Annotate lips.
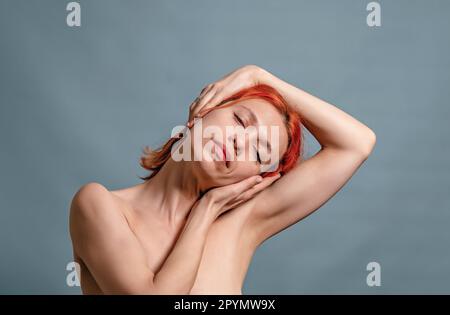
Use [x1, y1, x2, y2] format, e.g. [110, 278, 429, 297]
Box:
[222, 144, 228, 161]
[212, 139, 229, 168]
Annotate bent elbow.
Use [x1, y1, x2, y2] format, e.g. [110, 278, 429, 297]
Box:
[359, 129, 377, 159]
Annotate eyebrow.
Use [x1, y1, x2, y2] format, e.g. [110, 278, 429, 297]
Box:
[241, 105, 272, 154]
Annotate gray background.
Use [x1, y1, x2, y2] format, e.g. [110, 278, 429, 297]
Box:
[0, 0, 449, 294]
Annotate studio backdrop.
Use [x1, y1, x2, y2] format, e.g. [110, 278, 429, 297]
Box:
[0, 0, 449, 294]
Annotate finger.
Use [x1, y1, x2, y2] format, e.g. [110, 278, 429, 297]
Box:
[223, 199, 246, 212]
[197, 93, 225, 118]
[190, 85, 214, 118]
[225, 175, 276, 209]
[186, 116, 201, 128]
[237, 173, 281, 201]
[189, 85, 213, 120]
[191, 92, 215, 118]
[191, 87, 218, 118]
[199, 84, 211, 96]
[188, 101, 200, 122]
[227, 175, 262, 197]
[189, 96, 200, 111]
[195, 85, 211, 105]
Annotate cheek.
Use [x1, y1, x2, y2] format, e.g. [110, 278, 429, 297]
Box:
[232, 161, 260, 178]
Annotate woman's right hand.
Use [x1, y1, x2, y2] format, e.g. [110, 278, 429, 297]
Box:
[195, 174, 281, 220]
[187, 65, 266, 127]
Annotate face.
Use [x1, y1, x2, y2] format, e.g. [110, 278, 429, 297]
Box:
[185, 99, 289, 189]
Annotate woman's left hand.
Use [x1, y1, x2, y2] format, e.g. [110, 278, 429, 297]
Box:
[187, 65, 266, 127]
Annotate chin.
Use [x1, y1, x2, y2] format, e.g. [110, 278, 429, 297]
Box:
[188, 141, 228, 181]
[192, 159, 237, 189]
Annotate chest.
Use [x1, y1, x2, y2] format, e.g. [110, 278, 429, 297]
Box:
[128, 208, 256, 294]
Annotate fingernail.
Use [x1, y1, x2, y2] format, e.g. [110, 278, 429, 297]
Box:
[256, 176, 263, 183]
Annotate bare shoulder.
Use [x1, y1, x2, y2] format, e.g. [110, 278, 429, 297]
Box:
[70, 182, 118, 216]
[68, 183, 153, 294]
[69, 182, 129, 245]
[72, 181, 110, 202]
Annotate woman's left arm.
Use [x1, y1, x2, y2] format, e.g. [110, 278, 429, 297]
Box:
[247, 66, 377, 244]
[259, 67, 376, 154]
[189, 65, 376, 245]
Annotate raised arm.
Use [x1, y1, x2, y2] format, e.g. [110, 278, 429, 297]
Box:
[188, 65, 376, 245]
[69, 176, 265, 294]
[248, 67, 377, 243]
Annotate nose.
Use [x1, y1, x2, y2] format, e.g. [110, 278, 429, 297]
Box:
[227, 130, 258, 160]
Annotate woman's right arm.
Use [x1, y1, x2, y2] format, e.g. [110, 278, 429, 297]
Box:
[69, 176, 272, 294]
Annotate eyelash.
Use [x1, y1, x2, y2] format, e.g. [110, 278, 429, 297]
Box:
[234, 113, 244, 126]
[233, 112, 262, 164]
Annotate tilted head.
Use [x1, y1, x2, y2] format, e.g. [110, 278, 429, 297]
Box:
[140, 84, 304, 189]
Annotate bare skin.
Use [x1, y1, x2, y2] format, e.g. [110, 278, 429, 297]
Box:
[69, 65, 376, 294]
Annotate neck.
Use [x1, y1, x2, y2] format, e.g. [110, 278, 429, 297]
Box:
[136, 158, 203, 228]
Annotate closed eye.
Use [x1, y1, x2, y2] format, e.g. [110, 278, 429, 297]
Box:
[235, 112, 262, 164]
[256, 150, 262, 164]
[234, 112, 244, 126]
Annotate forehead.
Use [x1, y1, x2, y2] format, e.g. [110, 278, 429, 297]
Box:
[233, 99, 289, 155]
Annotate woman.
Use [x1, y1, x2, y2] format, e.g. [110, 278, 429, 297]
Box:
[69, 65, 376, 294]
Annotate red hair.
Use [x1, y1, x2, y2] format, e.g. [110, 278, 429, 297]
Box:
[140, 84, 304, 180]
